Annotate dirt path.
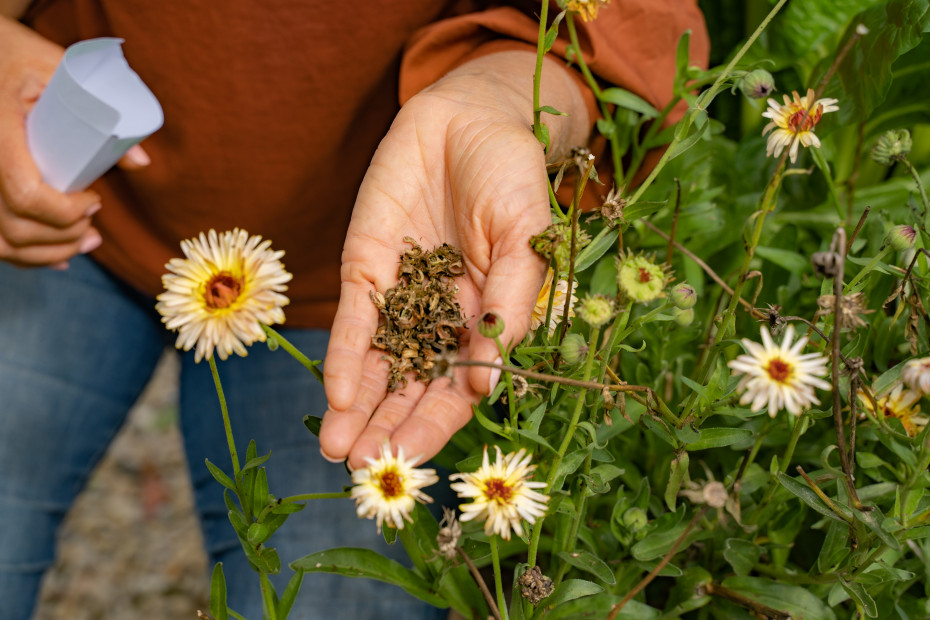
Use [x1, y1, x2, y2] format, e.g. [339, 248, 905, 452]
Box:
[33, 352, 211, 620]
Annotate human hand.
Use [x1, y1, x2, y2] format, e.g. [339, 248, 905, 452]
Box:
[319, 51, 590, 469]
[0, 18, 148, 269]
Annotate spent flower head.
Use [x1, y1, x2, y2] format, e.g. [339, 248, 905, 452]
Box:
[814, 291, 873, 331]
[576, 293, 615, 328]
[450, 445, 549, 540]
[617, 251, 668, 304]
[870, 129, 912, 166]
[762, 88, 839, 163]
[561, 0, 610, 22]
[351, 440, 439, 532]
[156, 228, 291, 363]
[728, 325, 831, 417]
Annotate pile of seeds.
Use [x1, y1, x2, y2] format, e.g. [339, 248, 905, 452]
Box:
[371, 237, 467, 391]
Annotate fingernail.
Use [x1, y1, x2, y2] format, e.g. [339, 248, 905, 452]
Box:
[125, 145, 151, 167]
[49, 261, 69, 271]
[85, 202, 101, 217]
[79, 232, 102, 254]
[320, 447, 345, 464]
[488, 356, 503, 394]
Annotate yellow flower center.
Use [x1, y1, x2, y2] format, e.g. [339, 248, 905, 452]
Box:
[204, 271, 244, 310]
[787, 104, 822, 134]
[765, 358, 792, 383]
[485, 478, 514, 502]
[377, 470, 403, 498]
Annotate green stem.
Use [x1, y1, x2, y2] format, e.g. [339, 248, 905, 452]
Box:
[844, 246, 893, 292]
[532, 0, 550, 143]
[490, 537, 510, 620]
[902, 158, 930, 222]
[260, 572, 278, 620]
[495, 335, 518, 428]
[257, 491, 352, 523]
[261, 324, 324, 384]
[553, 452, 593, 587]
[755, 414, 808, 514]
[527, 326, 600, 565]
[209, 356, 240, 477]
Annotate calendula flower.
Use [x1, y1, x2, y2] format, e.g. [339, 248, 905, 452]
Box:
[562, 0, 610, 21]
[450, 446, 549, 540]
[156, 229, 291, 362]
[858, 384, 927, 437]
[531, 268, 578, 335]
[617, 252, 667, 304]
[761, 88, 839, 163]
[351, 440, 439, 532]
[903, 357, 930, 396]
[727, 325, 831, 417]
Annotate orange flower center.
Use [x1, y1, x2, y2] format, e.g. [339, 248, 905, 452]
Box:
[378, 470, 403, 498]
[485, 478, 514, 502]
[787, 104, 823, 134]
[204, 271, 243, 310]
[765, 358, 792, 383]
[638, 267, 652, 283]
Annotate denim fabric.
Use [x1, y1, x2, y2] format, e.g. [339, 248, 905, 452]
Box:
[0, 256, 447, 620]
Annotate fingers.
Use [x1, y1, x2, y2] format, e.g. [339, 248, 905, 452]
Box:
[467, 240, 548, 397]
[116, 144, 151, 170]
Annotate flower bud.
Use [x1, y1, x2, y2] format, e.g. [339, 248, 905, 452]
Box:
[477, 311, 505, 339]
[669, 282, 697, 309]
[576, 294, 615, 328]
[622, 507, 648, 532]
[738, 69, 775, 100]
[672, 307, 694, 327]
[560, 333, 588, 365]
[870, 129, 912, 166]
[887, 224, 916, 251]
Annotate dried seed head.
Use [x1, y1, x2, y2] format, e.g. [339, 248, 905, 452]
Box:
[518, 565, 554, 606]
[512, 375, 529, 399]
[702, 481, 728, 508]
[576, 293, 615, 328]
[811, 251, 842, 279]
[435, 507, 462, 560]
[599, 186, 626, 225]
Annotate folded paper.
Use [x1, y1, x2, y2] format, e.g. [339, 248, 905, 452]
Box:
[26, 38, 163, 193]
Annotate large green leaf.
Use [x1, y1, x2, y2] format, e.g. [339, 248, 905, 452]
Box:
[290, 548, 446, 607]
[721, 576, 837, 620]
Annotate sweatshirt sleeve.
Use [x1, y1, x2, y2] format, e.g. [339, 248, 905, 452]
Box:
[399, 0, 710, 125]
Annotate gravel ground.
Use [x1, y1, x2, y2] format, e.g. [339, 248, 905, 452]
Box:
[33, 352, 211, 620]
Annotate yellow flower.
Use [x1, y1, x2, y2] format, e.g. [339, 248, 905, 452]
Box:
[617, 252, 667, 304]
[858, 384, 927, 437]
[156, 229, 291, 362]
[727, 325, 831, 417]
[762, 88, 839, 163]
[563, 0, 610, 22]
[531, 268, 578, 336]
[351, 440, 439, 533]
[450, 446, 549, 541]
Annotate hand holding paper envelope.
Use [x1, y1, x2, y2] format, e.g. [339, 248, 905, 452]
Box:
[26, 37, 163, 193]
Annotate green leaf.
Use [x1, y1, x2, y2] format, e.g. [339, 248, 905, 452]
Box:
[853, 507, 901, 550]
[631, 508, 688, 562]
[241, 452, 271, 474]
[620, 200, 666, 223]
[535, 122, 551, 150]
[205, 459, 237, 493]
[827, 0, 930, 126]
[755, 246, 810, 274]
[545, 579, 604, 608]
[776, 472, 853, 523]
[575, 228, 619, 273]
[210, 563, 230, 620]
[599, 87, 659, 118]
[545, 592, 659, 619]
[685, 427, 753, 451]
[291, 548, 446, 607]
[723, 539, 761, 577]
[665, 452, 689, 511]
[840, 577, 878, 617]
[537, 104, 566, 116]
[721, 576, 837, 620]
[557, 550, 616, 585]
[675, 30, 692, 84]
[276, 571, 303, 619]
[303, 414, 322, 436]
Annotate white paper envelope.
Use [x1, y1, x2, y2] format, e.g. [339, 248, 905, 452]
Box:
[26, 37, 163, 193]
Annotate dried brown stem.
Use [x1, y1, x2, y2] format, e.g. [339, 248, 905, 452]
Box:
[846, 205, 871, 254]
[456, 547, 502, 620]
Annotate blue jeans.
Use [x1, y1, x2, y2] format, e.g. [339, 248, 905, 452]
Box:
[0, 256, 447, 620]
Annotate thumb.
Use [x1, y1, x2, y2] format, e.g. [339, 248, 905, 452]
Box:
[116, 144, 151, 170]
[467, 245, 547, 396]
